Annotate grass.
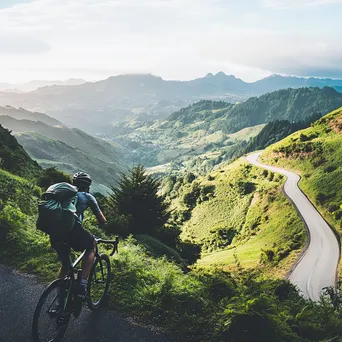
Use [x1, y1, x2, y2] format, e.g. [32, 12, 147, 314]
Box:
[260, 107, 342, 275]
[170, 159, 305, 277]
[199, 189, 303, 279]
[134, 234, 184, 264]
[1, 165, 342, 340]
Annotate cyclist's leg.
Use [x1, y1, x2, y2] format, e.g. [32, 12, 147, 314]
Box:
[68, 221, 96, 282]
[49, 237, 71, 311]
[82, 239, 97, 280]
[50, 236, 71, 278]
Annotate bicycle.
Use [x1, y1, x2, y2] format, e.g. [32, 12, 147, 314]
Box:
[31, 236, 119, 342]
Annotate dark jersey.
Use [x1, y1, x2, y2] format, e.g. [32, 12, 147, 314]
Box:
[76, 192, 101, 223]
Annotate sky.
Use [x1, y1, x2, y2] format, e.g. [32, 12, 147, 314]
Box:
[0, 0, 342, 83]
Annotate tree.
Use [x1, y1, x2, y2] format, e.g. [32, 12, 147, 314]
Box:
[108, 165, 170, 236]
[38, 167, 72, 189]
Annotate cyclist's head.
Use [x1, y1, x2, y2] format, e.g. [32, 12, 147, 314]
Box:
[73, 171, 92, 192]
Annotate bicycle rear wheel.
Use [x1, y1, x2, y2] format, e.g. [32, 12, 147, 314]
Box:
[32, 279, 71, 342]
[87, 253, 111, 310]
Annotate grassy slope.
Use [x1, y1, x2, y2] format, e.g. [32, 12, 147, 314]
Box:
[173, 159, 305, 278]
[114, 100, 266, 170]
[16, 132, 117, 193]
[0, 124, 41, 179]
[1, 165, 341, 340]
[261, 107, 342, 274]
[0, 115, 126, 191]
[1, 127, 342, 340]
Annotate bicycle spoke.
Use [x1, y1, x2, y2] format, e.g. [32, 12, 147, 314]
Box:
[87, 254, 111, 310]
[38, 288, 63, 340]
[32, 280, 71, 342]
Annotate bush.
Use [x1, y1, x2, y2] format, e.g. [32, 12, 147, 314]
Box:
[261, 249, 275, 264]
[38, 167, 72, 189]
[177, 240, 201, 265]
[202, 226, 236, 252]
[237, 181, 255, 195]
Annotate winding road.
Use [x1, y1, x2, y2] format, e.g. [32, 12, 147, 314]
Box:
[246, 152, 340, 301]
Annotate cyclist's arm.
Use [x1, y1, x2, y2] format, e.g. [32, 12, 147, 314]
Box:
[86, 193, 107, 225]
[97, 211, 107, 226]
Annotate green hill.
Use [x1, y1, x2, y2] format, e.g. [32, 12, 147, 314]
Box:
[15, 132, 120, 193]
[260, 107, 342, 274]
[164, 159, 305, 277]
[165, 87, 342, 135]
[0, 114, 124, 163]
[0, 113, 126, 191]
[115, 87, 342, 174]
[241, 114, 322, 156]
[1, 125, 342, 340]
[0, 124, 41, 178]
[215, 87, 342, 134]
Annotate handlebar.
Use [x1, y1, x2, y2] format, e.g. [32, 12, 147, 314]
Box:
[95, 236, 119, 256]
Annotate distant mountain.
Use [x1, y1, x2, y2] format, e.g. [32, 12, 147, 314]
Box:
[115, 87, 342, 174]
[1, 73, 342, 134]
[0, 115, 123, 163]
[0, 78, 86, 92]
[166, 87, 342, 135]
[0, 124, 41, 178]
[0, 110, 126, 191]
[333, 86, 342, 93]
[15, 132, 122, 193]
[0, 106, 63, 126]
[216, 87, 342, 134]
[0, 73, 256, 132]
[252, 74, 342, 94]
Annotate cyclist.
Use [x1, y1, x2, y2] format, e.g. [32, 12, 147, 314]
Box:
[50, 172, 107, 297]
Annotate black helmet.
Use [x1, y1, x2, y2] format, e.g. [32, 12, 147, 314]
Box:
[73, 171, 92, 188]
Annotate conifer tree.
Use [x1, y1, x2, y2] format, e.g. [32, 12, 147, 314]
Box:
[109, 165, 170, 235]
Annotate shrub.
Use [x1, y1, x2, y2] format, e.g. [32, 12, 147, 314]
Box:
[38, 167, 72, 189]
[202, 226, 236, 252]
[177, 240, 201, 265]
[260, 249, 275, 264]
[236, 181, 255, 195]
[325, 165, 337, 173]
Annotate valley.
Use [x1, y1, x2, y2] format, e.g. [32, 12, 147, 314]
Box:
[1, 74, 342, 341]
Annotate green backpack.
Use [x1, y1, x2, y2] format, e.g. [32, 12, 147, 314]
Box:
[36, 182, 78, 236]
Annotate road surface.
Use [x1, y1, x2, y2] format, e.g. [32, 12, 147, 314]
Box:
[0, 265, 172, 342]
[246, 152, 340, 301]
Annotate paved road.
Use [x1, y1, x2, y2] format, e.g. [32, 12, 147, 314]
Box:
[246, 152, 340, 301]
[0, 265, 172, 342]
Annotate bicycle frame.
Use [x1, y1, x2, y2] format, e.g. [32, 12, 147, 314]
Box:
[32, 236, 119, 342]
[61, 236, 119, 310]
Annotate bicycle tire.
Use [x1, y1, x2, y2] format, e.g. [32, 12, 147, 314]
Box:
[32, 279, 71, 342]
[87, 253, 111, 310]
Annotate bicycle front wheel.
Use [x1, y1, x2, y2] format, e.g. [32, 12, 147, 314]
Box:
[87, 253, 111, 310]
[32, 279, 71, 342]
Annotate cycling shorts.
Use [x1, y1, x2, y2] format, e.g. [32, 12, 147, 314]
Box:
[50, 221, 94, 266]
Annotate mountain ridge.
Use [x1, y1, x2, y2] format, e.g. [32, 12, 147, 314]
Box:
[0, 78, 86, 92]
[1, 72, 342, 133]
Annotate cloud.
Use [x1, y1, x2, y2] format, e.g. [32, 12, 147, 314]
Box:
[0, 34, 50, 54]
[198, 27, 342, 78]
[0, 0, 35, 9]
[262, 0, 342, 9]
[0, 0, 341, 82]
